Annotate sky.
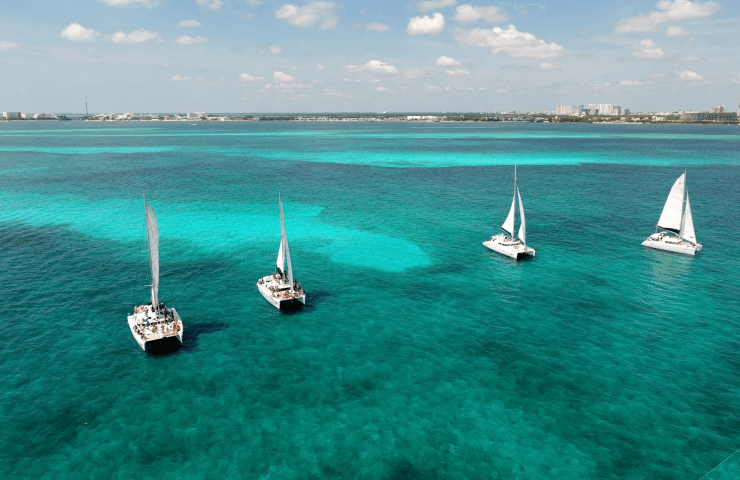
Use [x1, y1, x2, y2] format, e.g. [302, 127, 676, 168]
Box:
[1, 0, 738, 113]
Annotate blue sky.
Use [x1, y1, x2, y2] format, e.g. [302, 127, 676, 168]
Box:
[1, 0, 738, 113]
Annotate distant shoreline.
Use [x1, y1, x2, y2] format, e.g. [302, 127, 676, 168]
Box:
[1, 113, 738, 125]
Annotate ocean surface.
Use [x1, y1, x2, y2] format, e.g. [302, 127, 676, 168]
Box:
[1, 121, 739, 480]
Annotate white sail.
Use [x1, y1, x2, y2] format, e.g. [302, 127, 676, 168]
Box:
[657, 173, 686, 233]
[276, 237, 285, 276]
[517, 187, 526, 246]
[501, 194, 516, 237]
[681, 193, 697, 244]
[279, 197, 294, 293]
[144, 199, 159, 308]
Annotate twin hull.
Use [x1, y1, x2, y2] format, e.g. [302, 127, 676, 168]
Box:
[483, 234, 536, 260]
[257, 276, 306, 310]
[127, 307, 184, 351]
[642, 238, 700, 256]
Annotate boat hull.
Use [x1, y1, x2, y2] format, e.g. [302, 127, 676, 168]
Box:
[642, 233, 700, 256]
[483, 234, 535, 260]
[642, 239, 697, 256]
[257, 275, 306, 311]
[127, 306, 184, 351]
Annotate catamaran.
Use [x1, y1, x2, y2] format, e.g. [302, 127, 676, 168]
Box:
[483, 165, 536, 260]
[642, 172, 702, 256]
[127, 197, 184, 350]
[257, 196, 306, 310]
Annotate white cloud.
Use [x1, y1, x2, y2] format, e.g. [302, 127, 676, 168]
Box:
[455, 25, 565, 58]
[677, 69, 703, 80]
[177, 35, 208, 45]
[107, 29, 163, 44]
[453, 5, 507, 23]
[632, 38, 665, 58]
[408, 13, 445, 35]
[269, 45, 282, 54]
[240, 73, 264, 81]
[323, 88, 353, 98]
[446, 68, 470, 76]
[418, 0, 456, 11]
[367, 22, 391, 32]
[273, 71, 296, 82]
[539, 62, 555, 70]
[197, 0, 223, 11]
[615, 0, 720, 33]
[100, 0, 159, 7]
[275, 2, 338, 29]
[376, 86, 389, 92]
[403, 68, 426, 79]
[317, 64, 325, 71]
[620, 80, 643, 86]
[680, 54, 701, 61]
[179, 19, 202, 27]
[60, 23, 100, 41]
[276, 82, 314, 91]
[424, 85, 441, 92]
[347, 59, 400, 74]
[0, 40, 20, 51]
[665, 25, 690, 36]
[436, 55, 460, 66]
[172, 74, 188, 81]
[646, 72, 665, 78]
[369, 78, 381, 84]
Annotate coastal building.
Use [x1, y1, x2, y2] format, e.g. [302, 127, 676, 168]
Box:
[187, 112, 207, 119]
[680, 111, 738, 123]
[713, 105, 724, 113]
[587, 104, 621, 116]
[556, 104, 583, 115]
[33, 113, 60, 120]
[3, 112, 21, 119]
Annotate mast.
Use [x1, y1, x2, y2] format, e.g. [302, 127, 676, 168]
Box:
[279, 195, 294, 294]
[679, 170, 687, 238]
[144, 195, 160, 309]
[514, 164, 517, 238]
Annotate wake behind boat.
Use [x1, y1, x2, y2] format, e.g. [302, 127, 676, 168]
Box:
[642, 172, 702, 256]
[483, 165, 536, 260]
[127, 197, 184, 351]
[257, 196, 306, 310]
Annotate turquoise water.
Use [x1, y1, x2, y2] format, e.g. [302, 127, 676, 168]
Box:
[1, 121, 739, 479]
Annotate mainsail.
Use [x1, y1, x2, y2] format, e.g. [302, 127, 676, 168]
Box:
[502, 194, 516, 237]
[276, 238, 285, 276]
[517, 188, 526, 246]
[144, 199, 159, 308]
[278, 197, 294, 293]
[681, 193, 697, 244]
[657, 173, 686, 233]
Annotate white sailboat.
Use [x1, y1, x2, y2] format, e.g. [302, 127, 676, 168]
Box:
[127, 197, 184, 350]
[642, 172, 702, 256]
[257, 196, 306, 310]
[483, 165, 536, 260]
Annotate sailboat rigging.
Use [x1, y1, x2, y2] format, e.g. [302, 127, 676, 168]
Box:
[483, 165, 536, 260]
[257, 195, 306, 310]
[127, 197, 184, 351]
[642, 171, 702, 255]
